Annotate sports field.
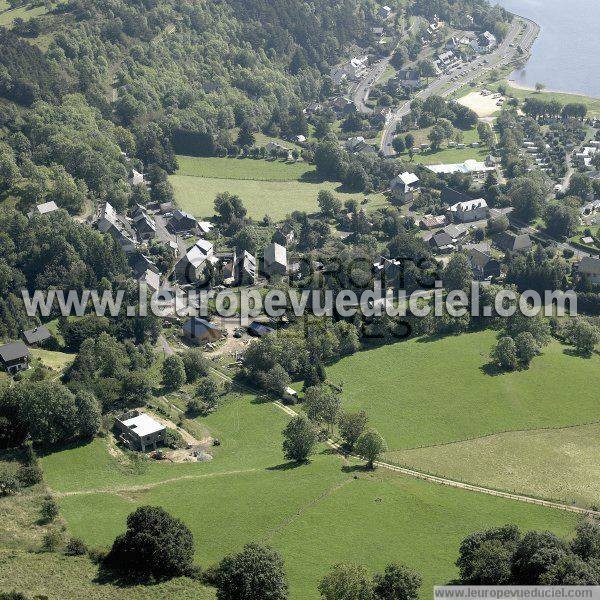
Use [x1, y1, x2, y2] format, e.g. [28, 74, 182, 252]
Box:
[170, 156, 387, 221]
[37, 390, 578, 599]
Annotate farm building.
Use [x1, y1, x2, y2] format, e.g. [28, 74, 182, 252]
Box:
[115, 411, 166, 452]
[183, 317, 225, 345]
[0, 341, 31, 374]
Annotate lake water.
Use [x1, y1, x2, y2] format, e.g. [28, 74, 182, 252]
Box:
[493, 0, 600, 98]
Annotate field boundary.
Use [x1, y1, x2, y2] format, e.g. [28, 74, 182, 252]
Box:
[211, 369, 600, 517]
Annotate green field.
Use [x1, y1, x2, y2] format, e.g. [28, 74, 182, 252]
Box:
[391, 423, 600, 507]
[176, 155, 313, 181]
[397, 126, 489, 165]
[0, 0, 48, 25]
[171, 156, 387, 221]
[0, 550, 215, 599]
[327, 330, 600, 452]
[37, 388, 581, 599]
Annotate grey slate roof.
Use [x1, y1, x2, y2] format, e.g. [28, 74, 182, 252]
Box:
[0, 341, 30, 362]
[22, 326, 52, 345]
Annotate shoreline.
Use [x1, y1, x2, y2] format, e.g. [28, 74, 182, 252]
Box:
[504, 10, 600, 101]
[506, 78, 600, 101]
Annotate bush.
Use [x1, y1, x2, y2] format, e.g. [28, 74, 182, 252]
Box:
[65, 537, 88, 556]
[17, 463, 43, 487]
[88, 546, 108, 564]
[164, 427, 186, 450]
[0, 469, 21, 497]
[40, 496, 59, 522]
[41, 530, 63, 552]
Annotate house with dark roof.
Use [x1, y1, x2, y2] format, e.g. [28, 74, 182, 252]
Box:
[494, 231, 533, 253]
[182, 318, 225, 345]
[468, 249, 501, 281]
[0, 341, 31, 374]
[272, 224, 295, 247]
[429, 232, 455, 253]
[578, 257, 600, 285]
[131, 205, 156, 241]
[22, 326, 52, 347]
[168, 210, 198, 234]
[248, 321, 275, 338]
[443, 224, 468, 241]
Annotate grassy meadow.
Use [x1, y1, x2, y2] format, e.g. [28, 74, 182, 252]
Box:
[0, 0, 49, 25]
[396, 125, 489, 165]
[324, 330, 600, 505]
[170, 156, 387, 221]
[36, 390, 579, 599]
[326, 330, 600, 450]
[391, 423, 600, 507]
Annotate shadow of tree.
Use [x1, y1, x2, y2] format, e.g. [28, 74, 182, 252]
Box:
[266, 460, 307, 471]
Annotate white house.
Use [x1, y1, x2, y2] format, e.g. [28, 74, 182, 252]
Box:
[390, 172, 420, 203]
[448, 198, 488, 223]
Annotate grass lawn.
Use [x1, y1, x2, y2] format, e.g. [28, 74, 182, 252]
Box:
[38, 382, 580, 599]
[40, 391, 289, 494]
[326, 330, 600, 451]
[30, 347, 74, 372]
[175, 155, 313, 181]
[396, 126, 489, 165]
[492, 82, 600, 118]
[50, 453, 577, 599]
[170, 156, 387, 221]
[390, 423, 600, 508]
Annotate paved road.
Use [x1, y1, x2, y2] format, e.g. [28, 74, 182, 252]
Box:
[380, 16, 539, 156]
[352, 56, 394, 114]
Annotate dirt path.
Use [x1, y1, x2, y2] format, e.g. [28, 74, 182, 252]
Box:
[209, 368, 600, 517]
[261, 476, 354, 543]
[51, 468, 260, 498]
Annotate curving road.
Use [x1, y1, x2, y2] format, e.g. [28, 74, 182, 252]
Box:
[380, 16, 540, 156]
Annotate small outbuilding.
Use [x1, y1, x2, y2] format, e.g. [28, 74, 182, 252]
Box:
[247, 321, 275, 338]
